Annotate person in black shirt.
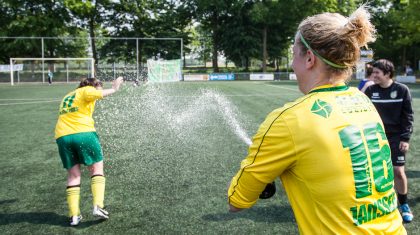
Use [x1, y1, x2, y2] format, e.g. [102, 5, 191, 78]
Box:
[364, 59, 414, 223]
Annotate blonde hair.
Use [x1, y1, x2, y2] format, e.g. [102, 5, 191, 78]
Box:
[297, 5, 376, 79]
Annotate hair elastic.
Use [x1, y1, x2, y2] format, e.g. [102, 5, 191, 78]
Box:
[298, 32, 347, 69]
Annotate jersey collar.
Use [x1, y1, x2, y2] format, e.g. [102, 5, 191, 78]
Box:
[308, 83, 349, 94]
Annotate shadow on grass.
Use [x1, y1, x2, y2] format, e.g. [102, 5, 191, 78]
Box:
[0, 199, 18, 205]
[0, 212, 106, 228]
[406, 171, 420, 178]
[202, 205, 295, 223]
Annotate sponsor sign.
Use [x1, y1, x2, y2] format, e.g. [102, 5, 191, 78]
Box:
[396, 75, 416, 84]
[360, 50, 374, 62]
[250, 73, 274, 81]
[183, 74, 208, 81]
[209, 73, 234, 81]
[0, 64, 23, 72]
[289, 73, 297, 80]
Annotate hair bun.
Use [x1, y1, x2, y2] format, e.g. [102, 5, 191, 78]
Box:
[342, 5, 376, 48]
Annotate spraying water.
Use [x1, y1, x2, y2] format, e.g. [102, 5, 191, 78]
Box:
[201, 89, 252, 146]
[96, 81, 252, 148]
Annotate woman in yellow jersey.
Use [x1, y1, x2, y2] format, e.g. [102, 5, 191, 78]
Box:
[55, 76, 123, 226]
[228, 5, 406, 234]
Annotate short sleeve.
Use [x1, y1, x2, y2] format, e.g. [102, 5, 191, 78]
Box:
[82, 86, 103, 102]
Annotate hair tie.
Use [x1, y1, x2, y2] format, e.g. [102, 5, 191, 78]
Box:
[298, 32, 347, 69]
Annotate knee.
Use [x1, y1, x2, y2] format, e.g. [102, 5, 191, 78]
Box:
[393, 167, 405, 180]
[89, 161, 104, 176]
[68, 171, 81, 181]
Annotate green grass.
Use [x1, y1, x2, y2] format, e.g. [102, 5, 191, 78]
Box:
[1, 81, 420, 234]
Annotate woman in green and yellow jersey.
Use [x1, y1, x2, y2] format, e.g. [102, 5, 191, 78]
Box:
[55, 76, 123, 226]
[228, 5, 406, 235]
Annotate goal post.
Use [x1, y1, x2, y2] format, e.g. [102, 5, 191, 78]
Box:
[9, 57, 95, 85]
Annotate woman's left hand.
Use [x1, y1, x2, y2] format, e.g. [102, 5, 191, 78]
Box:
[399, 141, 409, 153]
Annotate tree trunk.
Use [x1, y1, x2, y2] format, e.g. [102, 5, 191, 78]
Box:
[89, 18, 97, 74]
[89, 2, 99, 75]
[262, 26, 267, 72]
[183, 52, 186, 68]
[212, 38, 219, 72]
[402, 46, 406, 71]
[211, 12, 219, 73]
[245, 56, 249, 72]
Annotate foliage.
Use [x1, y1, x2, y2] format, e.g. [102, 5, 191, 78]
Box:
[0, 0, 83, 63]
[0, 0, 419, 71]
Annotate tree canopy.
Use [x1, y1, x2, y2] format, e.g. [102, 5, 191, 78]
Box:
[0, 0, 419, 72]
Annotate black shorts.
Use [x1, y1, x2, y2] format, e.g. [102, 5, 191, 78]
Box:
[387, 134, 405, 166]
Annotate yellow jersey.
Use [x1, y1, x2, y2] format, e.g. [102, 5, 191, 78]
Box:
[55, 86, 103, 139]
[228, 84, 406, 234]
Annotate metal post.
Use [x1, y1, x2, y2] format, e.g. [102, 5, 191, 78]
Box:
[136, 38, 139, 81]
[180, 38, 183, 67]
[66, 61, 69, 83]
[10, 58, 13, 86]
[17, 71, 20, 84]
[42, 38, 45, 83]
[180, 38, 183, 80]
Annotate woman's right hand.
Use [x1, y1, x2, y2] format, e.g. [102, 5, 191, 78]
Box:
[112, 77, 124, 91]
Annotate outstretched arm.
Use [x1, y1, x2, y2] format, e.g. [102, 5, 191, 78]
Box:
[102, 77, 124, 97]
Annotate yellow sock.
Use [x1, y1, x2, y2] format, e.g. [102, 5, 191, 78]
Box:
[66, 186, 80, 217]
[91, 175, 106, 208]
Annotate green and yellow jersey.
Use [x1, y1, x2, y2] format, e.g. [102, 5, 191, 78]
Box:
[55, 86, 103, 139]
[228, 84, 406, 234]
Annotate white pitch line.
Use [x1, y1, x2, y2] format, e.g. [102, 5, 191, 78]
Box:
[0, 98, 60, 101]
[0, 99, 61, 106]
[264, 84, 300, 92]
[163, 94, 292, 98]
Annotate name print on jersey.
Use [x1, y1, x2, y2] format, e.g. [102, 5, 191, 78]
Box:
[335, 93, 376, 114]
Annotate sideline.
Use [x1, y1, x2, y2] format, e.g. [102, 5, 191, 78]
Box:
[264, 84, 300, 92]
[0, 98, 60, 101]
[0, 99, 61, 106]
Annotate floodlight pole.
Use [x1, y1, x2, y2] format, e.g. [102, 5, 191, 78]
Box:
[42, 38, 45, 83]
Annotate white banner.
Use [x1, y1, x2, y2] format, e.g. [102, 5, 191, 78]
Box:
[396, 75, 416, 84]
[183, 74, 208, 81]
[250, 73, 274, 81]
[289, 73, 297, 80]
[0, 64, 23, 72]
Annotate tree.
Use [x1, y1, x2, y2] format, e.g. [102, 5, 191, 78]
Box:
[64, 0, 113, 67]
[185, 0, 239, 72]
[99, 0, 191, 65]
[370, 0, 420, 71]
[0, 0, 81, 63]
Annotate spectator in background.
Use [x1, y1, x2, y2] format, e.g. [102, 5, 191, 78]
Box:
[48, 68, 53, 85]
[358, 63, 374, 92]
[364, 59, 414, 223]
[405, 63, 414, 76]
[228, 5, 406, 234]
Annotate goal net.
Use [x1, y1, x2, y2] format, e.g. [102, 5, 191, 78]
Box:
[8, 58, 94, 85]
[147, 59, 182, 83]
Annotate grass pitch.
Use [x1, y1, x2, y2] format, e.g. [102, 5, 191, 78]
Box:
[1, 81, 420, 234]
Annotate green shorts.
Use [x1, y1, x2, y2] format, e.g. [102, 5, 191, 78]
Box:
[56, 132, 104, 169]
